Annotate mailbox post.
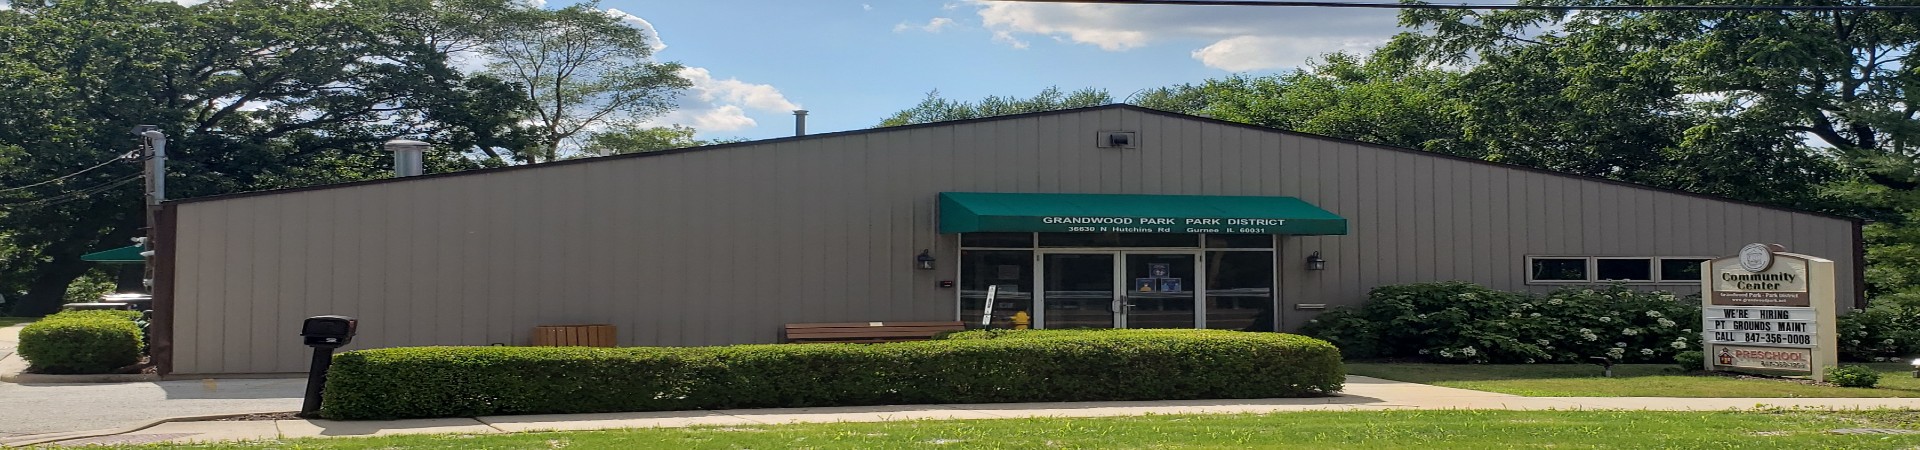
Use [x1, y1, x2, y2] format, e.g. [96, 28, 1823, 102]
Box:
[298, 315, 357, 418]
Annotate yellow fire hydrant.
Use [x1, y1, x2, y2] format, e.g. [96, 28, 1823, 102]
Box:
[1012, 311, 1030, 330]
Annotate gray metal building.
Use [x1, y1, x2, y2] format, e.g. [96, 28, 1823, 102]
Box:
[149, 105, 1863, 375]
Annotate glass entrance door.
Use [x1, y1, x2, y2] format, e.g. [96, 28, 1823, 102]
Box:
[1039, 251, 1199, 329]
[1042, 253, 1116, 328]
[1122, 253, 1198, 328]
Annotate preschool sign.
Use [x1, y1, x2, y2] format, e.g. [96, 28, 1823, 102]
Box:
[1701, 244, 1839, 382]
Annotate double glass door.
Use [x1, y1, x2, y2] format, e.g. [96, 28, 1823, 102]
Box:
[1040, 251, 1199, 329]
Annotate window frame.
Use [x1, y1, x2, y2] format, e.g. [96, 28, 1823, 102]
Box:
[1525, 256, 1594, 284]
[1526, 255, 1714, 285]
[1654, 257, 1714, 284]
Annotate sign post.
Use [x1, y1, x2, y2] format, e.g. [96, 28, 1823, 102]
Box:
[1701, 244, 1838, 382]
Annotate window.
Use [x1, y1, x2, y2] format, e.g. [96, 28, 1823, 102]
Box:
[1205, 234, 1274, 249]
[1529, 258, 1589, 282]
[1038, 232, 1198, 248]
[959, 250, 1034, 325]
[1658, 258, 1709, 283]
[962, 233, 1034, 248]
[1530, 256, 1710, 283]
[1595, 258, 1654, 282]
[1204, 251, 1276, 331]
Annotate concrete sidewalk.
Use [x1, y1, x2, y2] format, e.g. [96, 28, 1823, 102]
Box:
[15, 375, 1920, 447]
[0, 323, 22, 364]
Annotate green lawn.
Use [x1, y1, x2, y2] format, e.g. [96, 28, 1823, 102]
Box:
[0, 317, 34, 327]
[1348, 362, 1920, 397]
[105, 410, 1920, 449]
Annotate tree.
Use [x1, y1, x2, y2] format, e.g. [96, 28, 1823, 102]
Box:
[580, 125, 744, 156]
[484, 3, 691, 163]
[1393, 1, 1901, 300]
[877, 87, 1112, 127]
[0, 0, 531, 316]
[1131, 52, 1470, 154]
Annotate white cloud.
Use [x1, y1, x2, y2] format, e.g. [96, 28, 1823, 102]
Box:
[1192, 36, 1382, 72]
[448, 49, 493, 75]
[643, 67, 801, 132]
[894, 17, 957, 33]
[969, 1, 1400, 71]
[604, 8, 667, 52]
[992, 30, 1030, 49]
[520, 0, 545, 8]
[862, 3, 872, 11]
[658, 104, 758, 132]
[677, 67, 801, 112]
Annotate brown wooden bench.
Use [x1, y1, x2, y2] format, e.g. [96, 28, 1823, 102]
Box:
[782, 321, 967, 344]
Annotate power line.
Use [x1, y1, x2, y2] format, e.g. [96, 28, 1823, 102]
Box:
[1, 175, 142, 209]
[0, 151, 138, 193]
[0, 175, 142, 210]
[995, 0, 1920, 11]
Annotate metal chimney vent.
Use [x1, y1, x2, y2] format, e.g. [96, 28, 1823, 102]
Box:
[383, 139, 428, 177]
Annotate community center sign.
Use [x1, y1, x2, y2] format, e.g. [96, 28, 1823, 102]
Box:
[1701, 244, 1838, 382]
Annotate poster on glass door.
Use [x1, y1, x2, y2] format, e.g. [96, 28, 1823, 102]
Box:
[1134, 277, 1184, 293]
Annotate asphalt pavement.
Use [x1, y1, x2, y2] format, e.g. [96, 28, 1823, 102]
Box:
[0, 324, 304, 439]
[0, 377, 304, 438]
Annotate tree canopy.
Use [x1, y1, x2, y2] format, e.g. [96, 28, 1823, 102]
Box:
[876, 87, 1113, 127]
[1393, 1, 1907, 302]
[0, 0, 534, 315]
[485, 2, 690, 163]
[1132, 51, 1469, 155]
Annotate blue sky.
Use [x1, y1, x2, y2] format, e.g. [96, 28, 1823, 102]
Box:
[591, 1, 1408, 141]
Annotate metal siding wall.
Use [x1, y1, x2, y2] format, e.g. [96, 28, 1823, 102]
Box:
[167, 108, 1863, 374]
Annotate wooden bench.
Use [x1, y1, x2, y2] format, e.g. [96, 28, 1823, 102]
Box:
[531, 324, 618, 347]
[782, 321, 967, 344]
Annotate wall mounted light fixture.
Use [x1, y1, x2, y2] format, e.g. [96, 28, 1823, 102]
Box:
[1306, 251, 1326, 271]
[916, 249, 936, 270]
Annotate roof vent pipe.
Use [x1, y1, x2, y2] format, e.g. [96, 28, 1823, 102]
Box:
[794, 110, 808, 136]
[384, 139, 428, 177]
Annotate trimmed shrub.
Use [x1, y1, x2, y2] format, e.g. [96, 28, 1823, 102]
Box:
[1674, 350, 1704, 371]
[48, 309, 141, 321]
[937, 328, 1269, 340]
[320, 331, 1343, 420]
[1826, 365, 1881, 388]
[1300, 282, 1700, 364]
[16, 311, 143, 374]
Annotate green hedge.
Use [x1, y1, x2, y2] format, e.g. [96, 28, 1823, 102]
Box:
[320, 331, 1343, 420]
[16, 310, 143, 374]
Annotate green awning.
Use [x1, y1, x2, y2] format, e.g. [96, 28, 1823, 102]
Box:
[938, 192, 1347, 235]
[81, 244, 145, 263]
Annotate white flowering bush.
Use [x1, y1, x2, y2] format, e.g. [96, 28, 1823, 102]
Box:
[1835, 306, 1920, 362]
[1301, 282, 1701, 364]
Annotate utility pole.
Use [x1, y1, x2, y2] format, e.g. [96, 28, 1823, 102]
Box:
[133, 125, 166, 293]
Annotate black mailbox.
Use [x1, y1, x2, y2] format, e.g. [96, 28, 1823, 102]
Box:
[301, 315, 357, 348]
[299, 314, 359, 417]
